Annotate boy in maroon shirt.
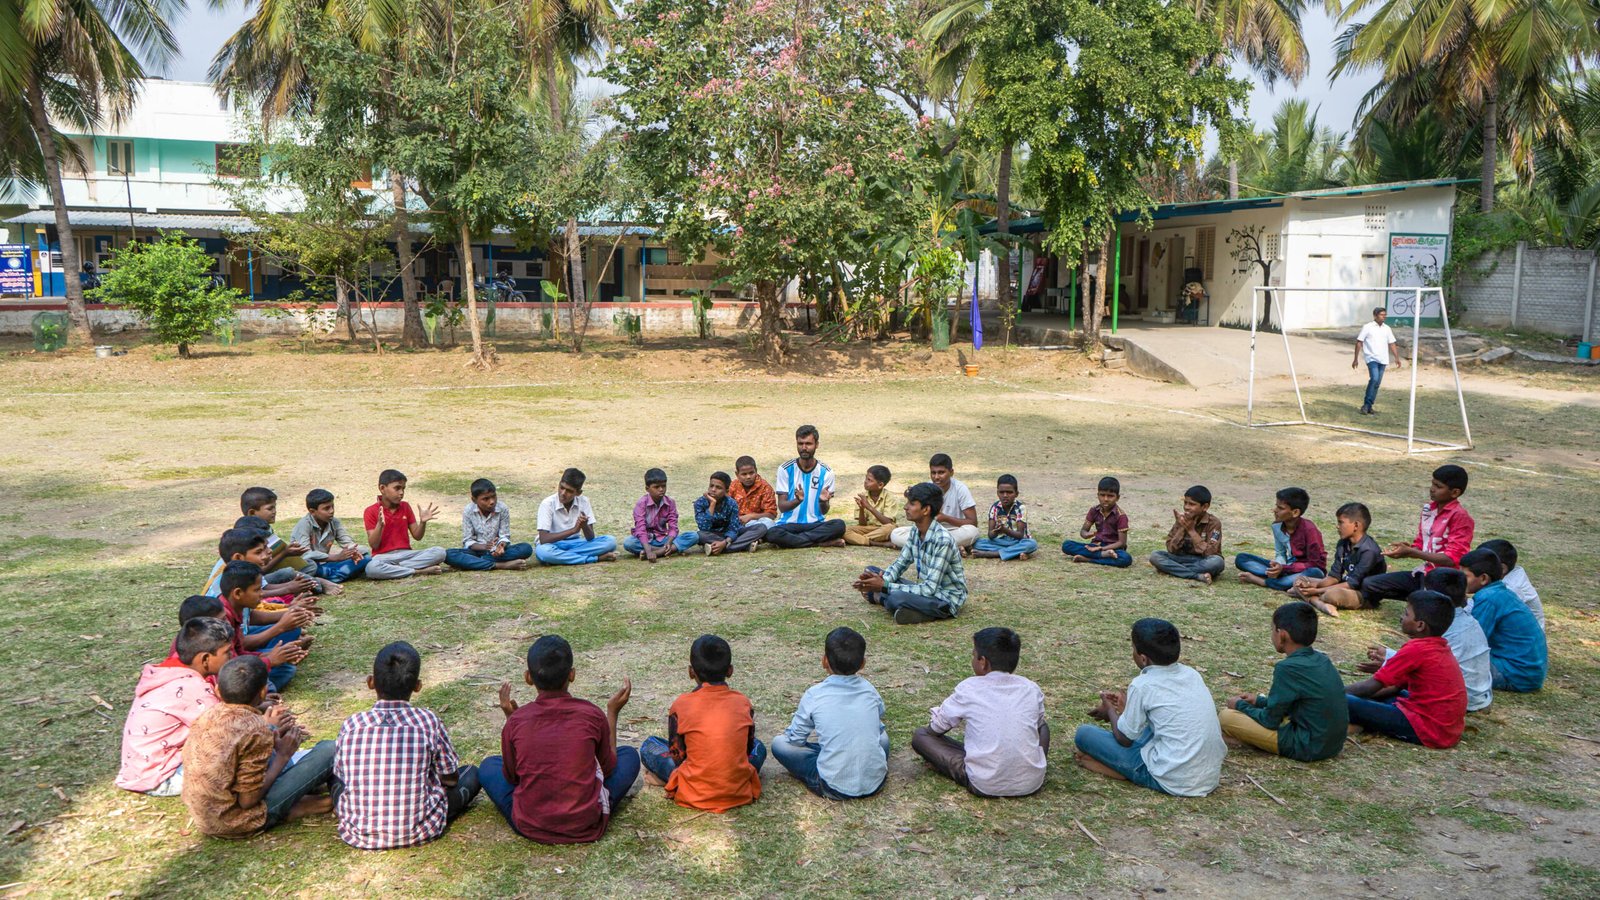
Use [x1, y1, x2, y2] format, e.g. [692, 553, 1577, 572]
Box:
[1343, 590, 1467, 748]
[1235, 487, 1327, 592]
[479, 636, 639, 844]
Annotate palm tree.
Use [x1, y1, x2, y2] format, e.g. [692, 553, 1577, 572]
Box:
[1235, 98, 1348, 195]
[211, 0, 426, 346]
[4, 0, 181, 345]
[511, 0, 616, 318]
[1331, 0, 1600, 212]
[1192, 0, 1310, 198]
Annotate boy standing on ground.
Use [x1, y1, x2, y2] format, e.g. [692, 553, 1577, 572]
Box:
[765, 426, 848, 548]
[1149, 486, 1225, 584]
[844, 465, 900, 547]
[534, 468, 618, 565]
[363, 470, 448, 580]
[892, 454, 979, 550]
[855, 482, 968, 624]
[1353, 306, 1402, 415]
[447, 478, 534, 572]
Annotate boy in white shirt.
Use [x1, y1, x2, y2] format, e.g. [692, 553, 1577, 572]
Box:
[533, 468, 619, 566]
[913, 627, 1048, 797]
[1353, 306, 1403, 415]
[892, 453, 979, 550]
[1074, 618, 1226, 797]
[1479, 539, 1544, 629]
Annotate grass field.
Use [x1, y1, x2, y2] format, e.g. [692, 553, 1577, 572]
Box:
[1, 337, 1597, 898]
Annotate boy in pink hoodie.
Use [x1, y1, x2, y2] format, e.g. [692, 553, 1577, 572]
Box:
[116, 618, 235, 796]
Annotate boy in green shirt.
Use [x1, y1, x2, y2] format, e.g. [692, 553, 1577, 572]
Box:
[1219, 601, 1348, 762]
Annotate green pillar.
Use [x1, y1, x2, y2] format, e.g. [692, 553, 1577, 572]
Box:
[1111, 235, 1122, 334]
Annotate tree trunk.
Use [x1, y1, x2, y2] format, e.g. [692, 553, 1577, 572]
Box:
[26, 77, 91, 346]
[757, 278, 786, 363]
[336, 277, 357, 341]
[458, 221, 492, 369]
[178, 342, 190, 358]
[1228, 159, 1239, 200]
[1079, 248, 1092, 339]
[995, 143, 1013, 347]
[1093, 233, 1110, 342]
[1480, 87, 1497, 213]
[392, 176, 426, 347]
[564, 216, 585, 330]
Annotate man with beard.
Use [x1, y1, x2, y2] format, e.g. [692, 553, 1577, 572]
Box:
[763, 425, 848, 549]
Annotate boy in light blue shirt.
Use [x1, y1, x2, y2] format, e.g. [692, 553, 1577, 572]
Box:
[1461, 549, 1547, 692]
[771, 627, 889, 799]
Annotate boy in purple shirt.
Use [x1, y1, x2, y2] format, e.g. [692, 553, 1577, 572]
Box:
[623, 468, 680, 561]
[1236, 488, 1327, 592]
[1062, 476, 1133, 567]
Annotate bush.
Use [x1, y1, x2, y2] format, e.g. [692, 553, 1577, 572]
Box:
[88, 234, 243, 357]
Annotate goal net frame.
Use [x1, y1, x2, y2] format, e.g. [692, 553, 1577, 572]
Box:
[1246, 286, 1474, 454]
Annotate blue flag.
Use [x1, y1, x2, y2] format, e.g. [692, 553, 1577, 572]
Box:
[970, 270, 983, 351]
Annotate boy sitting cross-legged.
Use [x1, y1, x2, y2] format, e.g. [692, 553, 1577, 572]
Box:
[219, 561, 314, 694]
[891, 453, 979, 551]
[1356, 464, 1474, 606]
[770, 627, 889, 800]
[1359, 568, 1493, 712]
[446, 478, 534, 572]
[844, 465, 900, 547]
[182, 655, 336, 836]
[534, 468, 618, 565]
[290, 489, 369, 583]
[624, 468, 680, 561]
[333, 642, 481, 850]
[480, 636, 639, 844]
[116, 617, 235, 796]
[1462, 548, 1548, 693]
[640, 635, 765, 812]
[730, 456, 778, 528]
[240, 487, 314, 579]
[1344, 590, 1467, 748]
[1235, 488, 1327, 592]
[1478, 539, 1545, 630]
[677, 472, 768, 555]
[1291, 502, 1386, 617]
[971, 475, 1039, 561]
[363, 469, 448, 580]
[913, 627, 1049, 797]
[1218, 602, 1347, 762]
[854, 482, 968, 625]
[1074, 618, 1226, 797]
[1149, 486, 1226, 584]
[1062, 476, 1133, 567]
[203, 527, 313, 599]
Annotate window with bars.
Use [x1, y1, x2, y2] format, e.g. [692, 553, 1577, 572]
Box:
[107, 140, 134, 176]
[1364, 204, 1388, 232]
[1195, 226, 1216, 280]
[1263, 232, 1281, 262]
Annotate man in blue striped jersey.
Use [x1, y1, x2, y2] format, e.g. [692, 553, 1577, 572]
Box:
[763, 425, 848, 549]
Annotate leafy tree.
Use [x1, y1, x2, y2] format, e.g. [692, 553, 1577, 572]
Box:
[605, 0, 937, 363]
[4, 0, 182, 345]
[1233, 98, 1348, 196]
[969, 0, 1244, 339]
[1192, 0, 1310, 198]
[88, 235, 243, 357]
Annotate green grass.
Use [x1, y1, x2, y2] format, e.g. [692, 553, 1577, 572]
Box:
[1536, 858, 1600, 899]
[0, 352, 1597, 897]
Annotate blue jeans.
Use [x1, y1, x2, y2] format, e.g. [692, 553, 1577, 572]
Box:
[263, 740, 335, 828]
[445, 543, 534, 570]
[1061, 540, 1133, 567]
[314, 557, 367, 582]
[769, 736, 883, 800]
[246, 624, 301, 692]
[622, 535, 674, 557]
[478, 748, 641, 841]
[1234, 554, 1324, 591]
[535, 535, 617, 565]
[639, 736, 767, 784]
[1345, 694, 1420, 744]
[1363, 360, 1386, 409]
[973, 535, 1039, 560]
[1073, 725, 1167, 793]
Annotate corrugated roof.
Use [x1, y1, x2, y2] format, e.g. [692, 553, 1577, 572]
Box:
[4, 210, 257, 231]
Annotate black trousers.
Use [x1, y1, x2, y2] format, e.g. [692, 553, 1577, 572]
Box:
[763, 519, 846, 548]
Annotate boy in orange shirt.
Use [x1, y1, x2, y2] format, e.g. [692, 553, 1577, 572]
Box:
[639, 635, 764, 812]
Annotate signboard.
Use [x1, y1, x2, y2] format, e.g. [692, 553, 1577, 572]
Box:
[1024, 257, 1048, 297]
[0, 244, 33, 295]
[1385, 233, 1448, 325]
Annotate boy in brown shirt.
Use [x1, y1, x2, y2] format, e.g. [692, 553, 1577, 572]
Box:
[182, 655, 335, 836]
[1148, 485, 1225, 584]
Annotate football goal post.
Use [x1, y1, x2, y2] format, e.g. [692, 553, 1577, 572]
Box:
[1246, 286, 1473, 455]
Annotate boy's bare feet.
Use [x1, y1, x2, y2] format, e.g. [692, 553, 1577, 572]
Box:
[642, 769, 666, 787]
[415, 565, 445, 576]
[869, 540, 894, 548]
[598, 551, 618, 562]
[1307, 597, 1340, 618]
[1073, 750, 1129, 782]
[495, 559, 530, 571]
[1197, 573, 1213, 585]
[969, 549, 1001, 559]
[1070, 555, 1087, 563]
[1017, 552, 1033, 561]
[285, 793, 334, 821]
[317, 578, 344, 596]
[823, 539, 846, 548]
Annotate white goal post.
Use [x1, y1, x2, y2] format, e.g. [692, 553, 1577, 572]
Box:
[1246, 286, 1473, 455]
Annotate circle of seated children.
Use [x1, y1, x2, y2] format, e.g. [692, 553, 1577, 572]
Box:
[125, 449, 1548, 845]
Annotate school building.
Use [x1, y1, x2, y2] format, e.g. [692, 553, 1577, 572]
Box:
[1001, 180, 1468, 331]
[0, 79, 747, 312]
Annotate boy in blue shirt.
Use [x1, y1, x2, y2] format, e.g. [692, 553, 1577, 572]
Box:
[771, 627, 889, 799]
[1461, 549, 1547, 692]
[676, 472, 767, 555]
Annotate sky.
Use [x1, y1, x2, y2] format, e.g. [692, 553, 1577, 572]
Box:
[168, 5, 1382, 137]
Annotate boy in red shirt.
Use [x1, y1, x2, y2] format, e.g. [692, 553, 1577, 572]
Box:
[480, 636, 639, 844]
[639, 635, 764, 812]
[1344, 590, 1467, 748]
[1357, 465, 1474, 606]
[362, 469, 448, 580]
